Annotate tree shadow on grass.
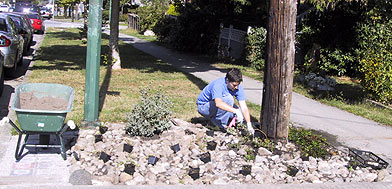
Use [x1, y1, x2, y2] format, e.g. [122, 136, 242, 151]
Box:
[47, 30, 81, 41]
[307, 82, 367, 104]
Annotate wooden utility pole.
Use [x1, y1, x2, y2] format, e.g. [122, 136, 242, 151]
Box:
[261, 0, 297, 139]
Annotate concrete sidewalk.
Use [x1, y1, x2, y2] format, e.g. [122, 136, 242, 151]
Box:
[116, 32, 392, 167]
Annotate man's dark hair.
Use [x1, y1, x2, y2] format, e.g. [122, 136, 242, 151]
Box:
[226, 68, 243, 82]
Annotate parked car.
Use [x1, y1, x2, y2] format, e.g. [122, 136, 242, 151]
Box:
[13, 12, 34, 37]
[0, 5, 10, 12]
[0, 50, 4, 95]
[13, 2, 40, 14]
[40, 7, 52, 19]
[27, 13, 44, 34]
[0, 13, 24, 78]
[6, 13, 33, 55]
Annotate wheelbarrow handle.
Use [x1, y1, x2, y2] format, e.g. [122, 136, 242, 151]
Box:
[3, 117, 23, 135]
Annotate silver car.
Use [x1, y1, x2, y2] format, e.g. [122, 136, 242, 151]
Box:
[0, 13, 24, 77]
[6, 13, 33, 56]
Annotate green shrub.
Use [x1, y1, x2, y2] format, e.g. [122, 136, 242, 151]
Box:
[303, 47, 355, 76]
[356, 18, 392, 104]
[119, 14, 128, 22]
[244, 26, 267, 71]
[135, 2, 169, 32]
[288, 127, 328, 158]
[167, 3, 179, 16]
[296, 1, 361, 76]
[125, 89, 173, 137]
[153, 16, 177, 43]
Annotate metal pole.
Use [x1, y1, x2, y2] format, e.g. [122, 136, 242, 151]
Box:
[52, 0, 55, 21]
[83, 0, 103, 127]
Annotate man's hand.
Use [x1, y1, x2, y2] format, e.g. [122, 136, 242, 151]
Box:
[247, 122, 255, 135]
[234, 108, 244, 123]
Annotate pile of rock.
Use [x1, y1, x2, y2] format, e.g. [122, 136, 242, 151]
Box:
[68, 119, 392, 185]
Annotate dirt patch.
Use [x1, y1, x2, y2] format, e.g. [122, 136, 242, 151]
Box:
[19, 91, 68, 111]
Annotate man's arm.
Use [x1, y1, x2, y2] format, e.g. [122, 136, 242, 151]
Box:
[215, 98, 236, 113]
[239, 100, 254, 135]
[238, 100, 251, 123]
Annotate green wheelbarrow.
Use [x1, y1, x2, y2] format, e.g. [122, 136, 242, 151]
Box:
[8, 83, 75, 160]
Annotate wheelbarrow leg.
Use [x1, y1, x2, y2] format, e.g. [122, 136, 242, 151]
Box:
[8, 119, 25, 161]
[15, 134, 23, 160]
[57, 123, 70, 160]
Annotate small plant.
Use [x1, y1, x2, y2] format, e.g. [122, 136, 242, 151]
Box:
[227, 142, 240, 151]
[288, 127, 329, 158]
[125, 89, 173, 137]
[239, 131, 275, 152]
[244, 148, 256, 161]
[226, 127, 236, 135]
[253, 138, 275, 152]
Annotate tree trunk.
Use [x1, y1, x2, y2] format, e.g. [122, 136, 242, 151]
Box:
[110, 0, 121, 70]
[261, 0, 297, 139]
[71, 4, 75, 22]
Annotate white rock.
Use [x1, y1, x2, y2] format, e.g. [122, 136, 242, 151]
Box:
[213, 177, 228, 185]
[312, 180, 323, 183]
[144, 30, 155, 36]
[258, 147, 272, 156]
[255, 155, 267, 164]
[377, 169, 390, 181]
[318, 161, 331, 172]
[270, 155, 280, 163]
[119, 172, 133, 183]
[337, 168, 349, 177]
[228, 150, 237, 159]
[252, 165, 264, 174]
[364, 173, 378, 182]
[150, 165, 166, 174]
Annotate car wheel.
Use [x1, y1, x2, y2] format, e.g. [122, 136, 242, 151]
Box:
[0, 64, 4, 96]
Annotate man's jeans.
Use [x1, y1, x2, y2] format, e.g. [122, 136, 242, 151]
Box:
[197, 95, 235, 128]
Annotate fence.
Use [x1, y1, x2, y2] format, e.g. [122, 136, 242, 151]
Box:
[127, 14, 140, 31]
[218, 24, 247, 59]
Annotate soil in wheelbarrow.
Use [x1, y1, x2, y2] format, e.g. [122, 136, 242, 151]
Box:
[19, 92, 68, 111]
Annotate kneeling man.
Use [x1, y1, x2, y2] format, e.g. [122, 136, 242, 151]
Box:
[196, 68, 254, 135]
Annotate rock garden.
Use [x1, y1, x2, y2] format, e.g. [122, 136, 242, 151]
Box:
[67, 119, 392, 185]
[66, 89, 392, 185]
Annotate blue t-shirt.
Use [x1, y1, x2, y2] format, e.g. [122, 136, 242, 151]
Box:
[197, 77, 245, 105]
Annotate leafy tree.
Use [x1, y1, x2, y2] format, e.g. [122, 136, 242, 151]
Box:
[132, 0, 170, 32]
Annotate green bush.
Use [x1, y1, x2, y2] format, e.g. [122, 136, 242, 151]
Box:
[119, 14, 128, 22]
[296, 1, 361, 76]
[167, 3, 179, 16]
[356, 18, 392, 103]
[135, 2, 169, 32]
[288, 127, 328, 158]
[125, 89, 173, 137]
[154, 3, 220, 54]
[303, 47, 355, 76]
[153, 16, 177, 43]
[244, 26, 267, 71]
